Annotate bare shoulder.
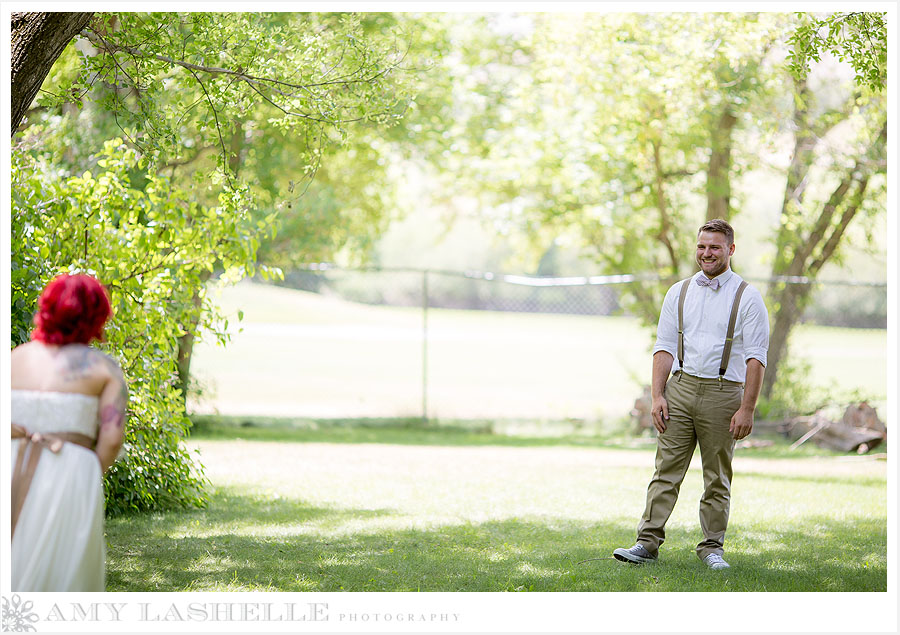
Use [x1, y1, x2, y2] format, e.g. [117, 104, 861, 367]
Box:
[96, 349, 126, 384]
[95, 349, 128, 400]
[11, 340, 53, 369]
[97, 348, 124, 377]
[11, 340, 38, 358]
[10, 342, 25, 363]
[58, 344, 123, 381]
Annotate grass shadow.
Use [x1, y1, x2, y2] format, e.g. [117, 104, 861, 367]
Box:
[106, 488, 887, 592]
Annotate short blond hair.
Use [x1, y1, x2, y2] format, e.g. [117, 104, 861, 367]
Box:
[699, 219, 734, 245]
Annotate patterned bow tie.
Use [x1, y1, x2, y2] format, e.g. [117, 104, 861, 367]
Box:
[697, 277, 719, 290]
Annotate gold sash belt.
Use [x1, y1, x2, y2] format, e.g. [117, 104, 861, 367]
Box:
[11, 424, 95, 539]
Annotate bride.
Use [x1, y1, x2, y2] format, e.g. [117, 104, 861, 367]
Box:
[10, 274, 127, 591]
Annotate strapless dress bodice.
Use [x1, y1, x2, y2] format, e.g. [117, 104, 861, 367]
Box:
[10, 389, 100, 439]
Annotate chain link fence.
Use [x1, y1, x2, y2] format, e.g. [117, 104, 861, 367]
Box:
[193, 266, 887, 422]
[282, 265, 887, 327]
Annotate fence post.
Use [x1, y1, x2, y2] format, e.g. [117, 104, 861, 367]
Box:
[422, 269, 429, 422]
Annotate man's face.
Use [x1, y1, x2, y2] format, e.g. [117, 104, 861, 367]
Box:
[696, 231, 734, 278]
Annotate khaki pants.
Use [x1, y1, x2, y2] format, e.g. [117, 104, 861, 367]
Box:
[636, 371, 743, 560]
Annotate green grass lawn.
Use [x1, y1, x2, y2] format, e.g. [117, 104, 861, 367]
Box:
[151, 282, 888, 593]
[105, 424, 888, 592]
[189, 280, 888, 421]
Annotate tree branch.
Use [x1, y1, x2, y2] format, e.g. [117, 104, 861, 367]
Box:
[85, 25, 397, 128]
[81, 26, 402, 96]
[787, 170, 854, 277]
[786, 119, 885, 278]
[162, 145, 217, 171]
[807, 175, 869, 278]
[245, 81, 339, 124]
[651, 139, 679, 274]
[662, 169, 698, 179]
[184, 66, 233, 189]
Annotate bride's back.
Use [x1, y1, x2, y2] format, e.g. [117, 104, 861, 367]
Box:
[11, 341, 113, 397]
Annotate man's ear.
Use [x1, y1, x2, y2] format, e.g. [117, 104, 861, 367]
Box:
[729, 242, 736, 256]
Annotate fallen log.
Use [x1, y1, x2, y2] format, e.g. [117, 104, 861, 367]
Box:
[783, 403, 886, 453]
[842, 402, 887, 439]
[631, 389, 886, 454]
[752, 419, 792, 436]
[789, 417, 829, 450]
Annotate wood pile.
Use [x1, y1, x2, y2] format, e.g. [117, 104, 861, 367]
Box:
[777, 402, 887, 453]
[631, 385, 886, 454]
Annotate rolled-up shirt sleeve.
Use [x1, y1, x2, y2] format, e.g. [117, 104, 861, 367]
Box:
[741, 286, 769, 367]
[652, 282, 680, 359]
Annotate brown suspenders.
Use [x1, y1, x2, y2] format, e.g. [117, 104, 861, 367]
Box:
[720, 281, 749, 378]
[677, 279, 691, 371]
[677, 277, 749, 382]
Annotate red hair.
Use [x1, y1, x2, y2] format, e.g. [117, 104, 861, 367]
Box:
[32, 274, 112, 345]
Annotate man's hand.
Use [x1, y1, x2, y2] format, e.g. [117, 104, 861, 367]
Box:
[732, 359, 765, 441]
[651, 395, 669, 434]
[649, 352, 674, 434]
[729, 406, 754, 440]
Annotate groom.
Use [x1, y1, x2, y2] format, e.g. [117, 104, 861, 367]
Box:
[613, 219, 769, 570]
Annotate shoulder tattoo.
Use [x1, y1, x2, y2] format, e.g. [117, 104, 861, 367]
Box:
[101, 359, 128, 431]
[61, 344, 98, 380]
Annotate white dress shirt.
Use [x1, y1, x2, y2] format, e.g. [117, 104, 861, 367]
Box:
[652, 268, 769, 383]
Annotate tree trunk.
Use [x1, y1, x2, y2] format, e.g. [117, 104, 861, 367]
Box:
[771, 80, 816, 273]
[10, 12, 94, 136]
[650, 139, 680, 277]
[175, 122, 247, 402]
[228, 120, 244, 175]
[176, 270, 210, 400]
[762, 122, 885, 399]
[761, 281, 813, 396]
[706, 108, 737, 221]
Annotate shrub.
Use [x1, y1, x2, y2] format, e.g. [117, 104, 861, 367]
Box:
[11, 136, 269, 514]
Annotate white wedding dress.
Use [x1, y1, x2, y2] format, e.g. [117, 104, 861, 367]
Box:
[10, 389, 105, 592]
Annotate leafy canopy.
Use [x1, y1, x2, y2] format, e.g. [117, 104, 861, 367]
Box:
[787, 12, 887, 93]
[13, 11, 416, 513]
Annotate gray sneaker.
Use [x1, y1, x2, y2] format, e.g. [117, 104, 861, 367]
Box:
[703, 553, 730, 570]
[613, 544, 657, 564]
